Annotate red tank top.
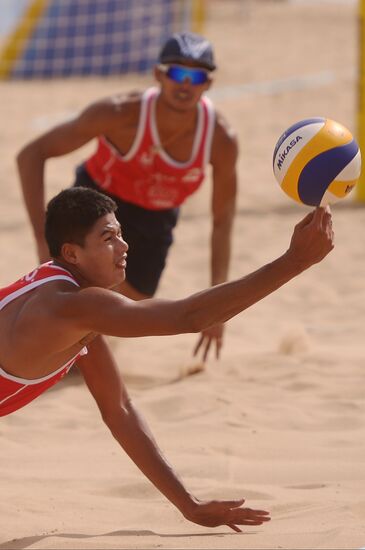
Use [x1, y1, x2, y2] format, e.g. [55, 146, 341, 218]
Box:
[0, 263, 87, 417]
[86, 87, 216, 210]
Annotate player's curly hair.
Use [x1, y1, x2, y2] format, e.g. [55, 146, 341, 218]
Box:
[45, 187, 117, 257]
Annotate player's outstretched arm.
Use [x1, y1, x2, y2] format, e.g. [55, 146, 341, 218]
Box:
[77, 335, 271, 531]
[58, 206, 334, 340]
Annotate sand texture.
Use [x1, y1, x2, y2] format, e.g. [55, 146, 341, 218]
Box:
[1, 1, 365, 548]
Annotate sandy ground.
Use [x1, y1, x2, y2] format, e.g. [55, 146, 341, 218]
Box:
[1, 1, 365, 548]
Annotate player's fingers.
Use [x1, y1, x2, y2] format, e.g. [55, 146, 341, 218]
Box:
[193, 335, 204, 356]
[227, 524, 242, 533]
[325, 216, 334, 237]
[312, 206, 326, 227]
[324, 207, 333, 229]
[317, 208, 334, 240]
[215, 337, 222, 360]
[240, 509, 270, 518]
[202, 338, 212, 362]
[235, 508, 270, 521]
[316, 205, 333, 230]
[227, 507, 270, 524]
[237, 518, 270, 525]
[240, 508, 270, 515]
[217, 498, 245, 510]
[245, 514, 271, 522]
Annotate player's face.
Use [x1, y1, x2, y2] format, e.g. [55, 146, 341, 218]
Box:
[75, 213, 128, 289]
[154, 62, 212, 111]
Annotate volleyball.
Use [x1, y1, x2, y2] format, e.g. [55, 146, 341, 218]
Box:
[273, 117, 361, 206]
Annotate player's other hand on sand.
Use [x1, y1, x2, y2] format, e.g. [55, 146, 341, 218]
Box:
[286, 206, 334, 271]
[183, 497, 271, 532]
[193, 322, 224, 362]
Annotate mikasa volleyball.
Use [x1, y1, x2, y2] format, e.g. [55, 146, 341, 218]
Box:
[273, 117, 361, 206]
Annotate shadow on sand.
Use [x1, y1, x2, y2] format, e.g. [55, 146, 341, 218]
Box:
[0, 528, 255, 549]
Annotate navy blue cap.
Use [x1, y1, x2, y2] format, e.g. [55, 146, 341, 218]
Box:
[158, 32, 216, 71]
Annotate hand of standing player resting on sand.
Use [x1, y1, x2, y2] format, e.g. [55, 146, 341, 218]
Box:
[192, 206, 333, 363]
[193, 323, 224, 362]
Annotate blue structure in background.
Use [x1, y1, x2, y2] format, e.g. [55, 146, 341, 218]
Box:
[10, 0, 179, 78]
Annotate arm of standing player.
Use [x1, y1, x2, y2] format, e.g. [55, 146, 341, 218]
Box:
[194, 114, 238, 362]
[77, 335, 271, 531]
[16, 100, 124, 263]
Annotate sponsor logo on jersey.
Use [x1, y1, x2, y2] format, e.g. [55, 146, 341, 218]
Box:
[182, 168, 202, 183]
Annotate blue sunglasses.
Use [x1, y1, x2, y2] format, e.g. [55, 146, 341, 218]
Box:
[158, 64, 211, 85]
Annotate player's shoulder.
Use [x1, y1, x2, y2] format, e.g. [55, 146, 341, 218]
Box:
[35, 279, 89, 323]
[109, 89, 144, 111]
[83, 90, 144, 122]
[36, 278, 81, 299]
[18, 278, 80, 323]
[211, 109, 239, 161]
[213, 109, 237, 142]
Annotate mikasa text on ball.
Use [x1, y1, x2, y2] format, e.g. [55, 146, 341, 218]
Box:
[273, 117, 361, 206]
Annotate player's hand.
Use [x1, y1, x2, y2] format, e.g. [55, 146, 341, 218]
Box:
[286, 206, 334, 270]
[193, 323, 224, 361]
[183, 497, 271, 531]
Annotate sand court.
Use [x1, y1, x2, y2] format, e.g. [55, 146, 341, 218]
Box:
[1, 1, 365, 548]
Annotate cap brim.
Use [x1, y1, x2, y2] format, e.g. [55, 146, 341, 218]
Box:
[158, 56, 216, 71]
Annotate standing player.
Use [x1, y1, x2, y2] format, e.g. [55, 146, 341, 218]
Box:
[16, 32, 238, 361]
[0, 187, 334, 530]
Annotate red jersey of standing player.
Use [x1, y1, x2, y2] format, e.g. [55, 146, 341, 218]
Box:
[86, 87, 215, 210]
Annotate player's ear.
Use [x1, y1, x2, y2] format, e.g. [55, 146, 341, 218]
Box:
[205, 76, 213, 91]
[61, 242, 80, 265]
